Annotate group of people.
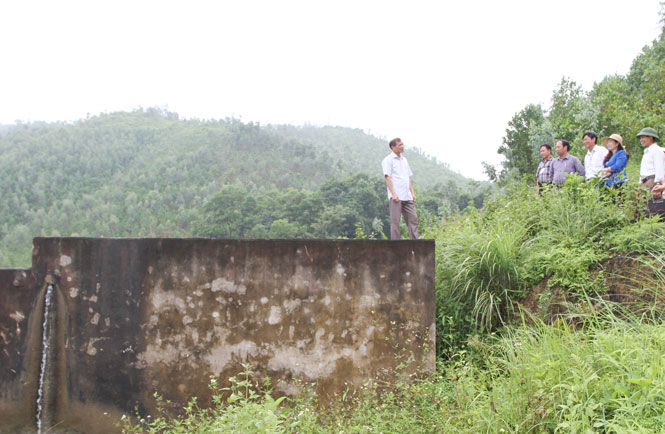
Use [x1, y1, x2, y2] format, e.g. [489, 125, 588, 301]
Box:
[382, 129, 665, 241]
[536, 128, 665, 198]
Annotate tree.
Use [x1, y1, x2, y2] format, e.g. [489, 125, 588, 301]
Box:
[548, 77, 593, 144]
[268, 219, 301, 238]
[193, 186, 252, 238]
[311, 205, 360, 238]
[494, 104, 545, 182]
[588, 75, 642, 154]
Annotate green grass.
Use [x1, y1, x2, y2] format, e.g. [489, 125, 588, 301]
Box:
[478, 314, 665, 432]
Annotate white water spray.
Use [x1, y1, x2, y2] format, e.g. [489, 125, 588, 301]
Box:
[36, 283, 54, 434]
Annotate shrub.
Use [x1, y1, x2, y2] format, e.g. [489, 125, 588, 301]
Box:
[523, 243, 608, 296]
[539, 174, 633, 247]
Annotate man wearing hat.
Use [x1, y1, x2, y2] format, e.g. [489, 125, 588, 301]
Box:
[637, 127, 665, 197]
[583, 132, 609, 180]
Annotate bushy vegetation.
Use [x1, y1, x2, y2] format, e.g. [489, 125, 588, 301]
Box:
[425, 176, 659, 355]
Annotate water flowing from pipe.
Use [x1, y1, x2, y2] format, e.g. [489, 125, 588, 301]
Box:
[36, 283, 54, 434]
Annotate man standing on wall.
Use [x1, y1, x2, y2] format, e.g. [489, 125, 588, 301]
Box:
[552, 140, 585, 185]
[382, 138, 418, 240]
[583, 132, 609, 180]
[637, 127, 665, 198]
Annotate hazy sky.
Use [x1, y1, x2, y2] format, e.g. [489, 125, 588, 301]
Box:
[1, 0, 662, 179]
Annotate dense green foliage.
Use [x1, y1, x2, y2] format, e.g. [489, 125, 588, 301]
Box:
[192, 174, 387, 239]
[0, 109, 490, 267]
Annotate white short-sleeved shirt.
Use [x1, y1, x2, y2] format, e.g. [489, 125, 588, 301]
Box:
[584, 145, 609, 180]
[382, 152, 413, 200]
[640, 143, 665, 183]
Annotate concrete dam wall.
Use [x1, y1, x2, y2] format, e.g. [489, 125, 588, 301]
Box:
[0, 238, 435, 433]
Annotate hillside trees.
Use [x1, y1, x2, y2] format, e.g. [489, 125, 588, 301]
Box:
[0, 111, 487, 266]
[588, 75, 638, 145]
[192, 174, 388, 240]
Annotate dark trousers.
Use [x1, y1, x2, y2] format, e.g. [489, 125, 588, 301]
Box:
[537, 182, 551, 195]
[389, 200, 418, 240]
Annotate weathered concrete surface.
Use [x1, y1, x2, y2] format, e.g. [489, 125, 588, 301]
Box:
[2, 238, 435, 433]
[0, 268, 37, 432]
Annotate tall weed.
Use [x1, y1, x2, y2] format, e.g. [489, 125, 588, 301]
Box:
[442, 217, 531, 331]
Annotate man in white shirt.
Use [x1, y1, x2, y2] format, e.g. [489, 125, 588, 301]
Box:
[583, 132, 609, 181]
[381, 138, 418, 240]
[638, 127, 665, 197]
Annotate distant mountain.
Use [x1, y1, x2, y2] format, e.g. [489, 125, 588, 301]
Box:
[0, 108, 487, 266]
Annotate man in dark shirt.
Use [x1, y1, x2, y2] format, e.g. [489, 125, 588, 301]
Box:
[536, 144, 554, 194]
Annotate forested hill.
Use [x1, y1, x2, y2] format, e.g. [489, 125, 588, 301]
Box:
[0, 110, 488, 266]
[268, 124, 466, 188]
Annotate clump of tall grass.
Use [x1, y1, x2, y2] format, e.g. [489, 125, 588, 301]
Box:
[473, 312, 665, 432]
[539, 175, 632, 246]
[440, 216, 531, 332]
